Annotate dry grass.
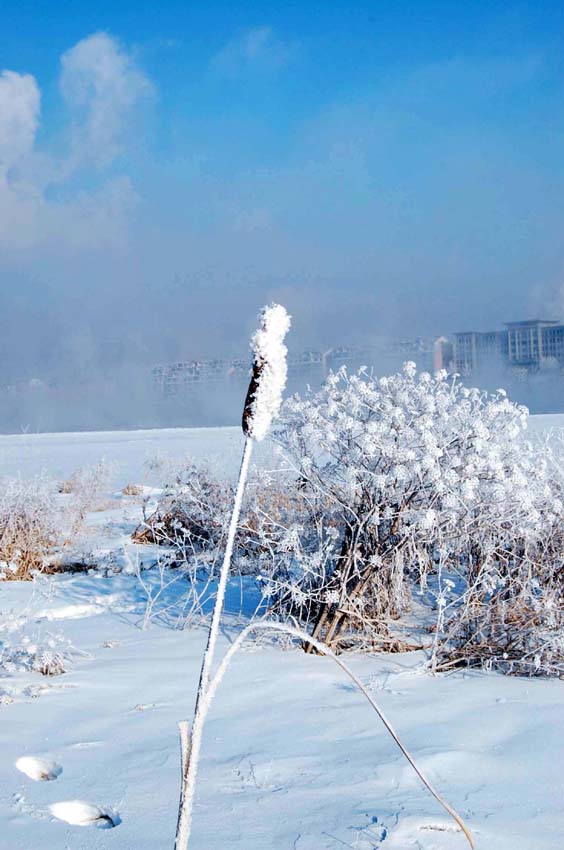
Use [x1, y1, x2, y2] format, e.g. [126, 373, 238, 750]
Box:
[1, 461, 115, 581]
[133, 462, 232, 554]
[0, 478, 62, 580]
[122, 483, 144, 496]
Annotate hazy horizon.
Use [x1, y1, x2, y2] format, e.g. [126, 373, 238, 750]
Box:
[3, 1, 564, 428]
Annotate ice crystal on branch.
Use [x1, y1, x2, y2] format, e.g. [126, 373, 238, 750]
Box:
[243, 303, 291, 441]
[267, 362, 564, 671]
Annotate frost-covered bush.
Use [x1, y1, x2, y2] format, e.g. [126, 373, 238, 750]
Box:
[270, 363, 564, 669]
[127, 363, 564, 674]
[59, 460, 116, 524]
[132, 460, 307, 575]
[133, 460, 233, 560]
[130, 457, 325, 631]
[0, 623, 78, 675]
[0, 464, 113, 580]
[439, 451, 564, 675]
[0, 477, 65, 580]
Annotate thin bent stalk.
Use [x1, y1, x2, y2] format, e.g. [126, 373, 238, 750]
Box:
[174, 436, 254, 850]
[203, 621, 475, 850]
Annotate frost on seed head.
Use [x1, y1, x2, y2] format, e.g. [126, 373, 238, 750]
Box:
[242, 303, 291, 441]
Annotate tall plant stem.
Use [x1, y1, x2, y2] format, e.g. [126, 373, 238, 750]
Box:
[174, 436, 254, 850]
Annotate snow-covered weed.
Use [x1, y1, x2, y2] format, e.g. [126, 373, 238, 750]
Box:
[0, 476, 65, 580]
[129, 362, 564, 676]
[133, 459, 232, 557]
[0, 624, 80, 676]
[135, 457, 311, 564]
[0, 460, 122, 580]
[59, 460, 116, 524]
[123, 547, 212, 630]
[175, 303, 293, 850]
[268, 363, 564, 673]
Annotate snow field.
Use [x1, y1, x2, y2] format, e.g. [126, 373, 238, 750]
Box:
[1, 418, 564, 848]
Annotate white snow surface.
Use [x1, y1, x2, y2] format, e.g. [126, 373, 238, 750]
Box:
[0, 426, 248, 485]
[1, 417, 564, 849]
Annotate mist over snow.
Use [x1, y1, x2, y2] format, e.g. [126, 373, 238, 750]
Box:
[2, 7, 564, 431]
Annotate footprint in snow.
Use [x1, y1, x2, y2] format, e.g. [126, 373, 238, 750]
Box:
[16, 756, 62, 781]
[345, 814, 388, 846]
[49, 800, 121, 829]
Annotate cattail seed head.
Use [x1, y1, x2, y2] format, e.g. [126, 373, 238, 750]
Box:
[242, 303, 291, 441]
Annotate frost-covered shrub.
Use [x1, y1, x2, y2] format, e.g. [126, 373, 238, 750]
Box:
[248, 471, 342, 617]
[0, 477, 65, 580]
[437, 458, 564, 676]
[127, 363, 564, 674]
[271, 363, 564, 666]
[133, 460, 233, 560]
[132, 460, 306, 576]
[0, 466, 112, 580]
[0, 624, 78, 675]
[59, 460, 116, 523]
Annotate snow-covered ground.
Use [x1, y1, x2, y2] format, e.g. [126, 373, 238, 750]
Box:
[0, 426, 247, 485]
[1, 418, 564, 849]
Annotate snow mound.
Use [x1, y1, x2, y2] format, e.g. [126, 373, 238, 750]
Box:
[16, 756, 62, 781]
[35, 603, 106, 621]
[49, 800, 120, 828]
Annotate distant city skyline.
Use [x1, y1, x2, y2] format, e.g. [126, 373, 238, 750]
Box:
[3, 2, 564, 428]
[3, 2, 564, 389]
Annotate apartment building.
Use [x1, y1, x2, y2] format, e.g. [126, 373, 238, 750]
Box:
[453, 319, 564, 374]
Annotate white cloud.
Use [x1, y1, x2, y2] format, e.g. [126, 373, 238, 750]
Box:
[212, 26, 294, 76]
[60, 31, 154, 166]
[0, 33, 153, 252]
[0, 70, 40, 169]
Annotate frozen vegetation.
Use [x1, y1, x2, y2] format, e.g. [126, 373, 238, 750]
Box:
[1, 365, 564, 848]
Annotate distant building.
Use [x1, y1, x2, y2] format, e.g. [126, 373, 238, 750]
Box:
[453, 319, 564, 374]
[392, 336, 453, 373]
[152, 337, 455, 399]
[433, 337, 453, 371]
[152, 345, 376, 397]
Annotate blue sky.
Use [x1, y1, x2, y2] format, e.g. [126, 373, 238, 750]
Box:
[2, 1, 564, 377]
